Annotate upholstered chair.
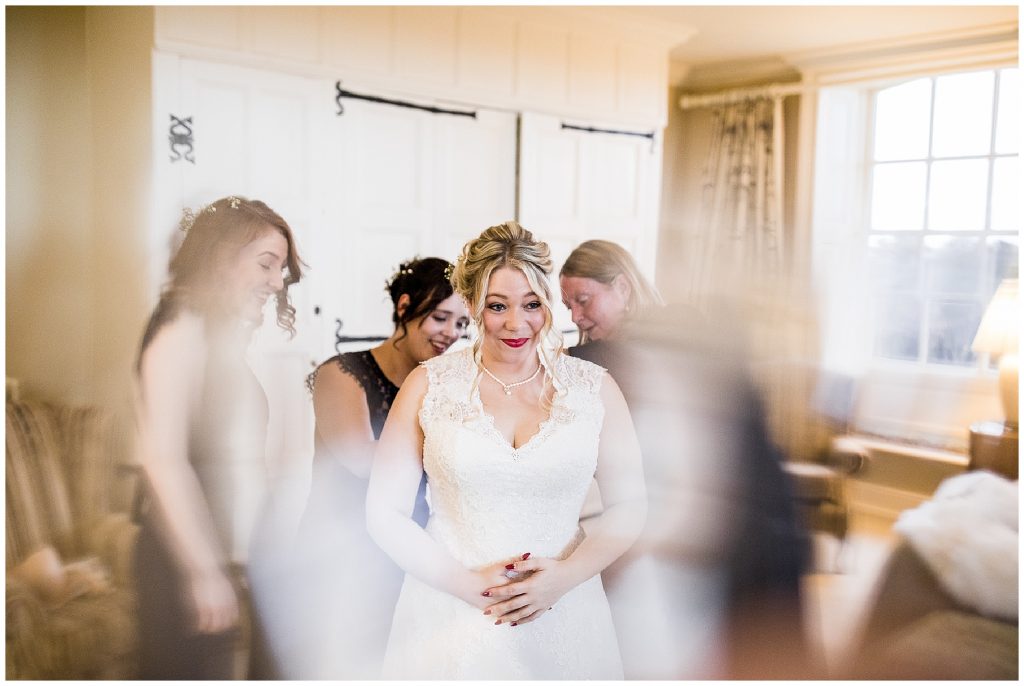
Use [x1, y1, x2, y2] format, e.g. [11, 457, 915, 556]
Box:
[6, 398, 140, 679]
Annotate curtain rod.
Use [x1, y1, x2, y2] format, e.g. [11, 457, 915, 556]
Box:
[678, 82, 809, 110]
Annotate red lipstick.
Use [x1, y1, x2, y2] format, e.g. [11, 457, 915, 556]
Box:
[502, 338, 529, 348]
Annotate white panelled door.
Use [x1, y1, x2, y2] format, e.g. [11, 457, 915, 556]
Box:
[518, 111, 663, 336]
[317, 96, 432, 348]
[432, 108, 518, 260]
[312, 95, 516, 356]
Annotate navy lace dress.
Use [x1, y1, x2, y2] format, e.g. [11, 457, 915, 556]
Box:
[284, 351, 427, 678]
[306, 350, 429, 525]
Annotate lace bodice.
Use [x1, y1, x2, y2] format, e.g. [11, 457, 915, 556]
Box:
[418, 348, 606, 568]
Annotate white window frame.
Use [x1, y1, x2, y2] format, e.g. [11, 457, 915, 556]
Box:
[799, 31, 1017, 451]
[864, 69, 1017, 370]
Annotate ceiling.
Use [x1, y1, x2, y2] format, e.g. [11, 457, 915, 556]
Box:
[594, 4, 1017, 67]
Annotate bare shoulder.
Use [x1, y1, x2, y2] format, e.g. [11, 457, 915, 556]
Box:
[399, 364, 430, 398]
[598, 370, 627, 407]
[312, 358, 366, 404]
[140, 310, 205, 372]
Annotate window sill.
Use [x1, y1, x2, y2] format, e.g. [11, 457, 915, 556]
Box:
[841, 433, 967, 492]
[839, 434, 969, 521]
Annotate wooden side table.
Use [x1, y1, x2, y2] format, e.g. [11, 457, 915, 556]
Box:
[968, 421, 1019, 480]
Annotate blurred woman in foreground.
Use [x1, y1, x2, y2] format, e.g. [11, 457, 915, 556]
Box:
[133, 196, 303, 679]
[560, 239, 813, 679]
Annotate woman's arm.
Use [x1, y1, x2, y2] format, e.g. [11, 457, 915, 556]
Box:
[482, 372, 647, 624]
[137, 314, 238, 633]
[365, 366, 516, 609]
[311, 362, 376, 479]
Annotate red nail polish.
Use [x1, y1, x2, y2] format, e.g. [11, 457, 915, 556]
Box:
[511, 621, 518, 626]
[522, 552, 531, 560]
[494, 620, 501, 625]
[505, 564, 514, 570]
[484, 609, 491, 615]
[482, 591, 490, 597]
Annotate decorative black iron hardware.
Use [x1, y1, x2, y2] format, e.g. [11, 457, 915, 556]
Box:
[169, 114, 195, 164]
[335, 81, 476, 119]
[333, 318, 387, 353]
[560, 122, 655, 141]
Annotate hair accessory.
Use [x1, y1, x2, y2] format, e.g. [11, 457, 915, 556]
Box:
[391, 264, 415, 284]
[179, 207, 196, 233]
[444, 261, 455, 281]
[179, 197, 245, 233]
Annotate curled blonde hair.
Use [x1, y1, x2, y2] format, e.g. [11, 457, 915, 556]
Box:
[450, 221, 565, 403]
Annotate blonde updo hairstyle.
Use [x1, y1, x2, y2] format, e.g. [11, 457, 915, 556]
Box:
[450, 221, 565, 403]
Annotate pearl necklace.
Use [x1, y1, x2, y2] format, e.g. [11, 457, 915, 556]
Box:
[480, 362, 542, 396]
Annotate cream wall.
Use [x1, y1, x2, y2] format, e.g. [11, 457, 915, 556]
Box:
[6, 6, 153, 412]
[7, 7, 94, 405]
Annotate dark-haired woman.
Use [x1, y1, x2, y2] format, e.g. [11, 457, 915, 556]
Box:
[286, 257, 469, 679]
[133, 196, 303, 679]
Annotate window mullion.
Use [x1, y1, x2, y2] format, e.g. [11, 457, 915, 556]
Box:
[918, 78, 937, 365]
[984, 71, 1001, 235]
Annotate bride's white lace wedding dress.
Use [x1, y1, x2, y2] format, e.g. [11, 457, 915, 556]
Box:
[380, 347, 624, 679]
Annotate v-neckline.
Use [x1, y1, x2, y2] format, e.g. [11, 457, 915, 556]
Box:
[473, 387, 555, 453]
[470, 354, 556, 454]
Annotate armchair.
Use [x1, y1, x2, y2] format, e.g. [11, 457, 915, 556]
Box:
[6, 398, 140, 679]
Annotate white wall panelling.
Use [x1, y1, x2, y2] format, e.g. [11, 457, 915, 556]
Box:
[155, 5, 673, 127]
[456, 8, 517, 97]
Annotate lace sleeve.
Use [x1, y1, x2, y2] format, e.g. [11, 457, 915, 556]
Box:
[560, 354, 606, 396]
[418, 350, 477, 427]
[304, 355, 340, 395]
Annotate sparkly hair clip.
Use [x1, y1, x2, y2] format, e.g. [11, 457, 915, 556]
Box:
[444, 261, 455, 282]
[179, 207, 197, 233]
[178, 197, 242, 233]
[387, 264, 415, 289]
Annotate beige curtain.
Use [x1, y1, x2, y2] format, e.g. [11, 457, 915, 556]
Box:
[689, 95, 830, 462]
[690, 96, 785, 297]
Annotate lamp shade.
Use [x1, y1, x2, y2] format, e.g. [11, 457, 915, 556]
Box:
[972, 279, 1019, 357]
[972, 278, 1019, 427]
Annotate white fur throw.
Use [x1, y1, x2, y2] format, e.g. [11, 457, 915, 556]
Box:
[894, 470, 1018, 621]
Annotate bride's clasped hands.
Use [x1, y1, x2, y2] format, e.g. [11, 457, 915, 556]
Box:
[479, 552, 579, 626]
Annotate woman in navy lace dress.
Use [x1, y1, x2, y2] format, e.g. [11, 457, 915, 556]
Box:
[283, 257, 469, 678]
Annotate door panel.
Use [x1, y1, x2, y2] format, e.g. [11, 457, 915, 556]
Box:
[519, 111, 662, 336]
[434, 108, 518, 260]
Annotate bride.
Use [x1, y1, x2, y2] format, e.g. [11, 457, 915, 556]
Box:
[366, 221, 647, 679]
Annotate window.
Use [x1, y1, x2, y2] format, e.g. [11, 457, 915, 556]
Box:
[867, 68, 1019, 369]
[812, 62, 1019, 449]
